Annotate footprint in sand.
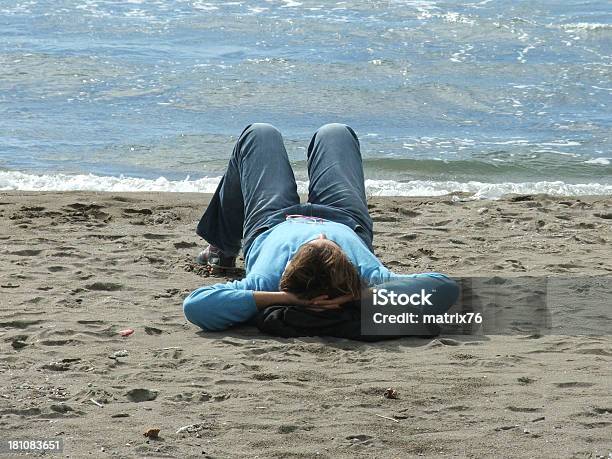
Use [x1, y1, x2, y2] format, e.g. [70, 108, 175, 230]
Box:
[49, 250, 84, 259]
[0, 319, 44, 329]
[83, 234, 126, 241]
[506, 406, 543, 413]
[1, 283, 20, 289]
[9, 249, 42, 256]
[152, 348, 183, 360]
[77, 320, 105, 325]
[278, 425, 301, 434]
[66, 203, 104, 211]
[554, 381, 596, 388]
[393, 208, 421, 217]
[48, 403, 83, 418]
[47, 265, 67, 272]
[6, 334, 29, 349]
[579, 421, 612, 429]
[73, 388, 116, 405]
[592, 407, 612, 414]
[142, 233, 171, 240]
[574, 348, 612, 357]
[40, 338, 82, 346]
[110, 195, 139, 203]
[63, 203, 110, 221]
[174, 241, 198, 249]
[372, 214, 400, 223]
[144, 326, 164, 335]
[21, 205, 46, 212]
[431, 219, 453, 227]
[85, 282, 124, 291]
[126, 388, 158, 402]
[251, 373, 280, 381]
[213, 379, 250, 386]
[123, 208, 153, 215]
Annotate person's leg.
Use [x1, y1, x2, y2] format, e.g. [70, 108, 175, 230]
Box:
[196, 123, 300, 257]
[307, 123, 373, 245]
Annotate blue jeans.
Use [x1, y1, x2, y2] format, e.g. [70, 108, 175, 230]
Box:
[197, 123, 374, 257]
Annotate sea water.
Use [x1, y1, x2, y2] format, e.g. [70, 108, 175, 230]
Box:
[0, 0, 611, 198]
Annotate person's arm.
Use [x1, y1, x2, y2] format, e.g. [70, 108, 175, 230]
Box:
[183, 277, 342, 331]
[254, 291, 310, 309]
[183, 275, 270, 331]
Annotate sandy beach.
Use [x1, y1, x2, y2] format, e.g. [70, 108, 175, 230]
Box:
[1, 191, 610, 458]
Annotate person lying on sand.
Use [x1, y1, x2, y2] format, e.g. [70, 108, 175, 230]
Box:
[183, 123, 459, 332]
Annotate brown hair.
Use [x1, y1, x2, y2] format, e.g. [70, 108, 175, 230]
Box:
[279, 242, 361, 300]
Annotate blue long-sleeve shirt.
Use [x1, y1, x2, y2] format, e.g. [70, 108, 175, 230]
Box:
[183, 217, 454, 331]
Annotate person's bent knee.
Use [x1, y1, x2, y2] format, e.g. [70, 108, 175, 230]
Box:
[242, 122, 281, 140]
[315, 123, 359, 145]
[316, 123, 351, 137]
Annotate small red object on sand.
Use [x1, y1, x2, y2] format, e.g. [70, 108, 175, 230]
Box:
[119, 328, 134, 337]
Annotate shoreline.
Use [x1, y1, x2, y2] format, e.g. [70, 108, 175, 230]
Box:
[2, 169, 612, 199]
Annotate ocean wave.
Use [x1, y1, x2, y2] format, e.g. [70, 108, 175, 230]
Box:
[0, 171, 223, 193]
[558, 22, 612, 31]
[1, 171, 611, 199]
[583, 157, 611, 166]
[363, 179, 612, 199]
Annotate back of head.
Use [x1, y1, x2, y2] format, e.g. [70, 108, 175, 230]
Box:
[279, 242, 361, 300]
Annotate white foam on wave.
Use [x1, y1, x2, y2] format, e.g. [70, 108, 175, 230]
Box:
[441, 12, 475, 25]
[559, 23, 612, 32]
[1, 171, 611, 200]
[280, 0, 302, 7]
[0, 171, 223, 193]
[583, 157, 611, 166]
[364, 179, 612, 199]
[191, 1, 219, 11]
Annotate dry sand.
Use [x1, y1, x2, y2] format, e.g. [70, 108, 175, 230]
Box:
[0, 191, 611, 458]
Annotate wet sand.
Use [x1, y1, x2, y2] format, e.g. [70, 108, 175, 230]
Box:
[0, 191, 610, 458]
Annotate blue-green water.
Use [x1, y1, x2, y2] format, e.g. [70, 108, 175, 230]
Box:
[1, 0, 611, 197]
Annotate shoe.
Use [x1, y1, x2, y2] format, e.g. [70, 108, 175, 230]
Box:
[196, 245, 237, 269]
